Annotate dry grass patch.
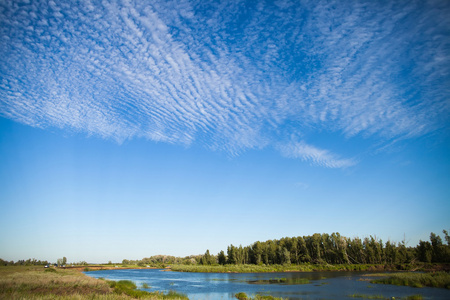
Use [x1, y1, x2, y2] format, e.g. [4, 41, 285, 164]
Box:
[0, 266, 187, 299]
[0, 267, 112, 299]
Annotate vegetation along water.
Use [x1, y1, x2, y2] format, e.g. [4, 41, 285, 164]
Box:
[1, 230, 449, 299]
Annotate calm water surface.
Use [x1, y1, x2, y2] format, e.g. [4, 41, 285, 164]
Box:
[85, 269, 450, 299]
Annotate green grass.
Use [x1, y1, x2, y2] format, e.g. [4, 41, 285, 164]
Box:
[169, 263, 404, 273]
[348, 294, 385, 299]
[234, 292, 284, 300]
[370, 272, 450, 289]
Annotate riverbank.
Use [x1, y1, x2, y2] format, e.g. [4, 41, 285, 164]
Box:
[63, 265, 158, 272]
[0, 266, 187, 299]
[168, 263, 450, 273]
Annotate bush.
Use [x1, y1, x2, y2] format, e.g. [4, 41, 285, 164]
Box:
[235, 292, 249, 299]
[44, 268, 57, 273]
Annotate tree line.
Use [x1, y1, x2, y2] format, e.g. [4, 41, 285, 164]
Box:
[0, 257, 89, 267]
[199, 230, 450, 266]
[0, 258, 49, 266]
[3, 231, 448, 268]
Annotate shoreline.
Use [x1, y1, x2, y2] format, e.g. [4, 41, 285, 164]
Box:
[76, 263, 450, 274]
[62, 265, 158, 272]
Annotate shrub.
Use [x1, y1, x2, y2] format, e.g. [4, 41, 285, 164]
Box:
[235, 292, 249, 299]
[44, 268, 57, 273]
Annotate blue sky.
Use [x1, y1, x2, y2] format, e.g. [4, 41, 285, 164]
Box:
[0, 0, 449, 263]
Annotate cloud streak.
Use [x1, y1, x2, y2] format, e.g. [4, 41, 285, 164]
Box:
[278, 141, 356, 169]
[0, 0, 448, 167]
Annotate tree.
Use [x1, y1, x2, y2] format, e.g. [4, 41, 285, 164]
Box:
[430, 232, 444, 262]
[251, 242, 262, 265]
[218, 250, 226, 265]
[62, 257, 67, 265]
[227, 245, 236, 264]
[281, 247, 291, 265]
[443, 230, 450, 246]
[200, 250, 214, 265]
[417, 240, 432, 263]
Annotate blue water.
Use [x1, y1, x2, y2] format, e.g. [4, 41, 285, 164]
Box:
[85, 269, 450, 299]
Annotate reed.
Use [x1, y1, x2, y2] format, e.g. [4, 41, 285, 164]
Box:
[169, 263, 390, 273]
[371, 272, 450, 289]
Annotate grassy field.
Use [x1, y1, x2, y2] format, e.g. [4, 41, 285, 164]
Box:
[0, 266, 187, 299]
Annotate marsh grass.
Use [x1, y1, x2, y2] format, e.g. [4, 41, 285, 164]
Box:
[234, 292, 284, 300]
[370, 272, 450, 289]
[248, 277, 310, 285]
[170, 263, 395, 273]
[348, 294, 384, 299]
[349, 294, 423, 299]
[0, 266, 187, 299]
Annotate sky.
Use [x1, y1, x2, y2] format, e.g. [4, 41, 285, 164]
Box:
[0, 0, 449, 264]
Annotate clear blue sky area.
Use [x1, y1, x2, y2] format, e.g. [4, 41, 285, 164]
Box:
[1, 0, 449, 263]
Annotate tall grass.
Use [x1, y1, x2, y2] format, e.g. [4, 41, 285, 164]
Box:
[234, 292, 284, 300]
[0, 266, 188, 299]
[170, 263, 388, 273]
[371, 272, 450, 289]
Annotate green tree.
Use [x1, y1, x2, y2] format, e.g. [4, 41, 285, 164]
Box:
[200, 250, 214, 265]
[251, 241, 262, 265]
[281, 247, 291, 264]
[430, 232, 444, 262]
[218, 250, 226, 265]
[443, 230, 450, 246]
[417, 240, 432, 263]
[227, 245, 236, 264]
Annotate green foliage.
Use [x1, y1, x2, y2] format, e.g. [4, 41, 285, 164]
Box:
[164, 290, 189, 299]
[107, 280, 188, 299]
[200, 249, 216, 265]
[235, 292, 284, 300]
[235, 292, 249, 299]
[218, 250, 227, 265]
[170, 263, 386, 273]
[194, 230, 450, 267]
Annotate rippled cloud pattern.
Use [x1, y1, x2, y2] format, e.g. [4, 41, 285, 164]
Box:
[1, 0, 449, 167]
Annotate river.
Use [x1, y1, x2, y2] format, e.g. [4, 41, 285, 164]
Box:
[85, 269, 450, 299]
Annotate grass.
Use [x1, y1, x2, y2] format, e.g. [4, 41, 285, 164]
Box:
[348, 294, 423, 299]
[234, 292, 284, 300]
[348, 294, 385, 299]
[247, 277, 310, 285]
[169, 263, 404, 273]
[0, 266, 188, 299]
[370, 272, 450, 289]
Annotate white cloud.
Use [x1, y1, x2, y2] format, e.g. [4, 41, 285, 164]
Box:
[278, 141, 356, 169]
[0, 0, 448, 167]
